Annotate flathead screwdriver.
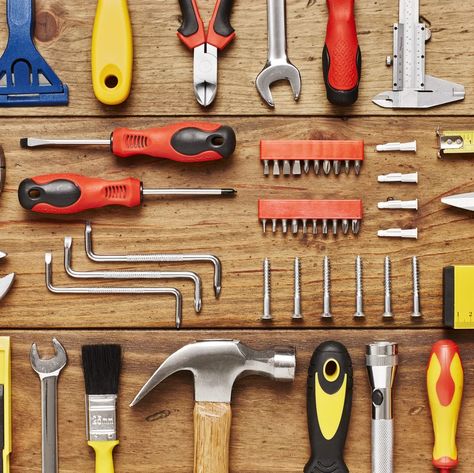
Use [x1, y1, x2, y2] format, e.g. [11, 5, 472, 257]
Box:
[20, 122, 236, 163]
[18, 173, 236, 215]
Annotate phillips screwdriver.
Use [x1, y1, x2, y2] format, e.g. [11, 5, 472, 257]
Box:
[18, 173, 236, 215]
[20, 122, 236, 163]
[427, 340, 463, 473]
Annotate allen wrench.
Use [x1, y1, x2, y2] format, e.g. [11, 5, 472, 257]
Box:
[64, 236, 202, 313]
[44, 253, 183, 328]
[84, 221, 222, 298]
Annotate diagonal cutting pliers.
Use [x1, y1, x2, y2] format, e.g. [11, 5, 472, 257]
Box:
[177, 0, 235, 107]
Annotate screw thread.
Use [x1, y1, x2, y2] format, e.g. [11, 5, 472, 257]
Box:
[294, 257, 300, 295]
[384, 256, 391, 295]
[323, 256, 331, 293]
[263, 258, 271, 293]
[355, 255, 363, 293]
[412, 256, 420, 293]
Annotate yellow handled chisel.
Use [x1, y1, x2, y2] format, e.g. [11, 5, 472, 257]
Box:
[0, 337, 10, 473]
[91, 0, 133, 105]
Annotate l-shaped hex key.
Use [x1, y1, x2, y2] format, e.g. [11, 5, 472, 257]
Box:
[64, 236, 202, 313]
[84, 221, 222, 297]
[44, 252, 183, 328]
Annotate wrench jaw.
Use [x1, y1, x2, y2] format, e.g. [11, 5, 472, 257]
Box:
[256, 62, 302, 107]
[30, 338, 68, 379]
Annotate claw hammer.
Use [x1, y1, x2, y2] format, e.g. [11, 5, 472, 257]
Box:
[130, 340, 296, 473]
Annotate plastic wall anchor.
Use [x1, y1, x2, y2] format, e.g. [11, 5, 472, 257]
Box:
[377, 228, 418, 239]
[378, 172, 418, 183]
[377, 199, 418, 210]
[376, 141, 417, 152]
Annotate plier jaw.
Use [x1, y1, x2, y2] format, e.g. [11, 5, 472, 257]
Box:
[193, 43, 218, 107]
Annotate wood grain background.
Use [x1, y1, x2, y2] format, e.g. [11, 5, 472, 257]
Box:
[0, 0, 473, 471]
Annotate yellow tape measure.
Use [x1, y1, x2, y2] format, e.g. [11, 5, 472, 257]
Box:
[443, 265, 474, 328]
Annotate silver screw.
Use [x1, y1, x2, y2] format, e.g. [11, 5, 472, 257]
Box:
[292, 257, 303, 320]
[383, 256, 393, 318]
[354, 256, 365, 318]
[412, 256, 422, 318]
[321, 256, 332, 319]
[261, 258, 272, 321]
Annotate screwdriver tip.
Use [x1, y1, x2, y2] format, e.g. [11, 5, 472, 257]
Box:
[19, 138, 28, 149]
[222, 189, 237, 196]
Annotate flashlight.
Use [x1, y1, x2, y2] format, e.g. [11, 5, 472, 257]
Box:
[366, 341, 398, 473]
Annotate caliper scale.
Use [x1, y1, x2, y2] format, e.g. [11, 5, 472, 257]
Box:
[373, 0, 465, 108]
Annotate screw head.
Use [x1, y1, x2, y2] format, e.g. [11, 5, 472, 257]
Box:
[411, 311, 422, 319]
[382, 311, 393, 319]
[321, 312, 333, 319]
[261, 313, 273, 321]
[292, 313, 303, 320]
[354, 311, 365, 318]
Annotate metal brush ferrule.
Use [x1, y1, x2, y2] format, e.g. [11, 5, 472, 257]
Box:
[85, 394, 117, 441]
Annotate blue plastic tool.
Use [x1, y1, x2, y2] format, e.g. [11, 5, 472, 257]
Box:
[0, 0, 68, 106]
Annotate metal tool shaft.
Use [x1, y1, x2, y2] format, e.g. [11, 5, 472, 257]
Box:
[142, 188, 236, 196]
[24, 138, 110, 147]
[41, 375, 59, 473]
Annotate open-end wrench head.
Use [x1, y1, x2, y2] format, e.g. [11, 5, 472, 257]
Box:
[30, 338, 67, 378]
[256, 61, 301, 107]
[130, 340, 296, 406]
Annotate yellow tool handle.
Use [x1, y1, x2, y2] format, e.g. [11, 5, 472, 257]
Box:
[91, 0, 133, 105]
[88, 440, 119, 473]
[427, 340, 463, 472]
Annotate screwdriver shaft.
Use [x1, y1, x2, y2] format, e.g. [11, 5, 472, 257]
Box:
[23, 138, 110, 147]
[142, 188, 236, 196]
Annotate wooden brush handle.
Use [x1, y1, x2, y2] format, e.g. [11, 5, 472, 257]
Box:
[194, 402, 232, 473]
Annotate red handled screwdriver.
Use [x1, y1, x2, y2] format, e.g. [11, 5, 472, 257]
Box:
[323, 0, 361, 105]
[20, 122, 236, 163]
[18, 173, 236, 215]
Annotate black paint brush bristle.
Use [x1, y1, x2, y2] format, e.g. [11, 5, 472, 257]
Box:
[81, 344, 122, 395]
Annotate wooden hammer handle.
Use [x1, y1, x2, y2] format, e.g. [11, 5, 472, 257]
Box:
[194, 402, 232, 473]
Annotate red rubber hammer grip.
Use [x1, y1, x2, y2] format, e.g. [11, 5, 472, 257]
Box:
[18, 173, 142, 214]
[323, 0, 361, 105]
[111, 122, 236, 162]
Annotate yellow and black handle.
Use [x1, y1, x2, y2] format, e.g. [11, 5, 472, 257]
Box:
[304, 341, 352, 473]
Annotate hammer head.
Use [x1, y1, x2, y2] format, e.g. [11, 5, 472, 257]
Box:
[130, 340, 296, 405]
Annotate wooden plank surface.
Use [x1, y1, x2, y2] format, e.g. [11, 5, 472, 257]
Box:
[10, 330, 474, 473]
[1, 116, 473, 328]
[0, 0, 473, 471]
[0, 0, 472, 116]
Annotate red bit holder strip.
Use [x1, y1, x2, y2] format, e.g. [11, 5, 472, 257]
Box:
[260, 140, 364, 176]
[258, 199, 363, 236]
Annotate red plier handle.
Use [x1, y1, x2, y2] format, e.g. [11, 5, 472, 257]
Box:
[177, 0, 235, 50]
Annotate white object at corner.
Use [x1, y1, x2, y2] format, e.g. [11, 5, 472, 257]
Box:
[378, 172, 418, 183]
[377, 199, 418, 210]
[376, 141, 417, 152]
[377, 228, 418, 239]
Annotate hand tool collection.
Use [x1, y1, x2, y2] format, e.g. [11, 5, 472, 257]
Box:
[4, 0, 474, 470]
[17, 336, 465, 473]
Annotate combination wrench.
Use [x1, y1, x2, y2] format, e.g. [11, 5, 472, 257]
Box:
[256, 0, 301, 107]
[30, 338, 67, 473]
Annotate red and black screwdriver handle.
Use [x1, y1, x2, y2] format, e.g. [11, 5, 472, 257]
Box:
[112, 122, 236, 162]
[304, 341, 352, 473]
[323, 0, 361, 106]
[177, 0, 235, 50]
[18, 174, 143, 214]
